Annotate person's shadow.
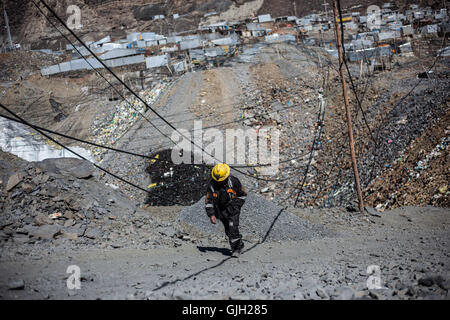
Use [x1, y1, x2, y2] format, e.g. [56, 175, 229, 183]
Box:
[197, 246, 231, 256]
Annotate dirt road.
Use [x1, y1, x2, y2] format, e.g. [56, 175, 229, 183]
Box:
[1, 206, 448, 300]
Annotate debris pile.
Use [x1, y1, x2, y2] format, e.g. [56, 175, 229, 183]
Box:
[89, 80, 170, 161]
[178, 193, 332, 242]
[145, 149, 211, 206]
[0, 153, 191, 258]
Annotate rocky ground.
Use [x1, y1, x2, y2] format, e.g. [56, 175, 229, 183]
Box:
[0, 154, 188, 253]
[0, 153, 449, 300]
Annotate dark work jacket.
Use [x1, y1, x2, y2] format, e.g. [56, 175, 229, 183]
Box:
[205, 176, 247, 217]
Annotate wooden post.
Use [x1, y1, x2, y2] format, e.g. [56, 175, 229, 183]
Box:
[360, 59, 363, 78]
[332, 0, 364, 212]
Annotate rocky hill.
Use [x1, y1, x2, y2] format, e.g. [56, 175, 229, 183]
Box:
[0, 152, 187, 253]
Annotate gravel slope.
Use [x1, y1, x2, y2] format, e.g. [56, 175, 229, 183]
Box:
[178, 193, 332, 242]
[1, 203, 448, 300]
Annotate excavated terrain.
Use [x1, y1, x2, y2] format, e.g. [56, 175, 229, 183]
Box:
[0, 152, 449, 300]
[0, 1, 449, 300]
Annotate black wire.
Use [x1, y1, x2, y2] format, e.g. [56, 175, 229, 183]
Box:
[0, 112, 310, 169]
[0, 102, 184, 206]
[35, 0, 291, 183]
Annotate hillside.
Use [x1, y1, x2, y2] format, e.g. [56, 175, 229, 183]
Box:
[0, 0, 448, 302]
[2, 0, 446, 48]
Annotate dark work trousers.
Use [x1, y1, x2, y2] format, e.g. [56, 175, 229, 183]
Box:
[217, 206, 244, 252]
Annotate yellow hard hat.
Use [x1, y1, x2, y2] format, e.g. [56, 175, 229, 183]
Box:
[211, 163, 230, 182]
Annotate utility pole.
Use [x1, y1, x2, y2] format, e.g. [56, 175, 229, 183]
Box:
[293, 1, 297, 17]
[3, 2, 13, 49]
[332, 0, 364, 212]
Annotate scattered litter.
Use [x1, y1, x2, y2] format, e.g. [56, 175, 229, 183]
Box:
[48, 212, 62, 220]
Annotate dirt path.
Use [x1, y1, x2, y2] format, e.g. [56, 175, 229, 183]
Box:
[98, 71, 203, 199]
[98, 65, 247, 200]
[1, 206, 448, 300]
[191, 67, 242, 129]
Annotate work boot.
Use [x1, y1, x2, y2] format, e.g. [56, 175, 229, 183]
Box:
[231, 241, 244, 258]
[231, 250, 240, 258]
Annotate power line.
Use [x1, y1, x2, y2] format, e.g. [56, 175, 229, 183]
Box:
[30, 0, 176, 150]
[0, 102, 184, 206]
[34, 0, 291, 183]
[0, 111, 311, 170]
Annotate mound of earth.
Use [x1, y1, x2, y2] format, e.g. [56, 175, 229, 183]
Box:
[145, 149, 212, 206]
[0, 152, 188, 259]
[177, 193, 333, 242]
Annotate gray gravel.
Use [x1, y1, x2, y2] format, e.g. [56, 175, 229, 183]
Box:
[177, 193, 333, 242]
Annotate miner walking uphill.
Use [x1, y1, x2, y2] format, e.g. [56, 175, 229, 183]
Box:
[205, 163, 247, 257]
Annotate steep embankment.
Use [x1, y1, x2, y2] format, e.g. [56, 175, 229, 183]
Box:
[307, 55, 450, 210]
